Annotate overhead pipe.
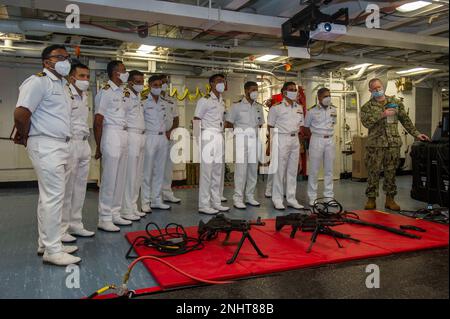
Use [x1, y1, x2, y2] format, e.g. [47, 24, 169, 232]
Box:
[1, 19, 448, 71]
[0, 19, 286, 56]
[346, 64, 370, 81]
[0, 43, 290, 77]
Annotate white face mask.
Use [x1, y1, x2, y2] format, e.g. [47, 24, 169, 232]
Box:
[286, 91, 297, 101]
[54, 60, 71, 77]
[216, 83, 226, 93]
[118, 71, 129, 83]
[161, 83, 169, 92]
[249, 91, 259, 101]
[75, 80, 89, 92]
[133, 84, 144, 93]
[322, 97, 332, 107]
[151, 87, 162, 96]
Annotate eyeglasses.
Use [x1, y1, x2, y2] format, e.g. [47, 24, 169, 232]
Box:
[46, 55, 72, 62]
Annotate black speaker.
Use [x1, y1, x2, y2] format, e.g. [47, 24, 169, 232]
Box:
[411, 142, 429, 202]
[411, 141, 449, 207]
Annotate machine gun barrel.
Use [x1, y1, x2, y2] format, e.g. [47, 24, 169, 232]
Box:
[342, 217, 421, 239]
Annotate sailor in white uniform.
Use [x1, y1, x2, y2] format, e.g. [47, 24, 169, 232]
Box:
[160, 75, 182, 204]
[94, 60, 131, 232]
[121, 70, 147, 220]
[194, 74, 230, 215]
[14, 45, 80, 266]
[304, 88, 337, 206]
[225, 81, 265, 209]
[140, 75, 171, 211]
[267, 82, 305, 210]
[61, 63, 95, 243]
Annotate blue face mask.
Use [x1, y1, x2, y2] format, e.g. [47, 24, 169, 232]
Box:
[372, 90, 385, 98]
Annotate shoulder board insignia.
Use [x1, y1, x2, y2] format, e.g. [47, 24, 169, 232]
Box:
[141, 91, 149, 100]
[161, 96, 174, 104]
[124, 90, 130, 98]
[204, 94, 211, 99]
[234, 99, 243, 104]
[35, 72, 46, 77]
[307, 104, 317, 111]
[102, 84, 111, 90]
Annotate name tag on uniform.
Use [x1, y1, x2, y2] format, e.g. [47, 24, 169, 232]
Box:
[52, 91, 63, 95]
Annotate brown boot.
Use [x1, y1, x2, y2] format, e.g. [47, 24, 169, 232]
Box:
[364, 197, 376, 210]
[385, 196, 401, 211]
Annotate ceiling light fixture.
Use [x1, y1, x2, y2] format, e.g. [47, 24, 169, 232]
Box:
[397, 1, 432, 13]
[136, 44, 156, 55]
[255, 54, 280, 62]
[396, 67, 436, 75]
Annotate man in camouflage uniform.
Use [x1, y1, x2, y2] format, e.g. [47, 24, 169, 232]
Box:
[361, 78, 430, 211]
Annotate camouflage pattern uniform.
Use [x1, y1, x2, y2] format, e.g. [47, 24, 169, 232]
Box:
[360, 96, 420, 198]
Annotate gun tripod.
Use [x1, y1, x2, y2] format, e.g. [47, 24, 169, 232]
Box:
[224, 230, 268, 264]
[306, 224, 360, 253]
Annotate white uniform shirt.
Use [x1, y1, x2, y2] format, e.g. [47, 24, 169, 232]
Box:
[95, 80, 127, 128]
[16, 68, 71, 139]
[194, 92, 226, 132]
[124, 88, 145, 130]
[304, 104, 337, 136]
[227, 97, 265, 131]
[67, 84, 90, 137]
[267, 99, 304, 134]
[143, 95, 168, 133]
[161, 95, 179, 131]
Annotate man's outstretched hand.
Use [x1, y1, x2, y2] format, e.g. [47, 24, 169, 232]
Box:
[417, 133, 431, 142]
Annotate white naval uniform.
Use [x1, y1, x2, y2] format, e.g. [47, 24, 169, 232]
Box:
[227, 97, 265, 204]
[267, 99, 304, 205]
[122, 89, 146, 216]
[140, 95, 169, 206]
[61, 84, 91, 235]
[95, 80, 129, 222]
[16, 69, 72, 254]
[305, 103, 337, 203]
[195, 92, 226, 210]
[161, 95, 179, 199]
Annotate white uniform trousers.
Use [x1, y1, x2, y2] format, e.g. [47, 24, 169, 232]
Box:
[61, 138, 91, 234]
[98, 128, 128, 222]
[162, 140, 176, 198]
[199, 130, 224, 209]
[265, 173, 273, 195]
[27, 136, 70, 254]
[233, 134, 258, 203]
[272, 134, 300, 203]
[141, 133, 168, 206]
[307, 135, 335, 202]
[122, 132, 146, 215]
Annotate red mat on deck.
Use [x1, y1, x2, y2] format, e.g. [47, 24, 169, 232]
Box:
[125, 210, 449, 289]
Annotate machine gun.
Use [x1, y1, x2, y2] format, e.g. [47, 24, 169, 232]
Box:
[275, 198, 422, 253]
[198, 214, 268, 264]
[276, 212, 360, 253]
